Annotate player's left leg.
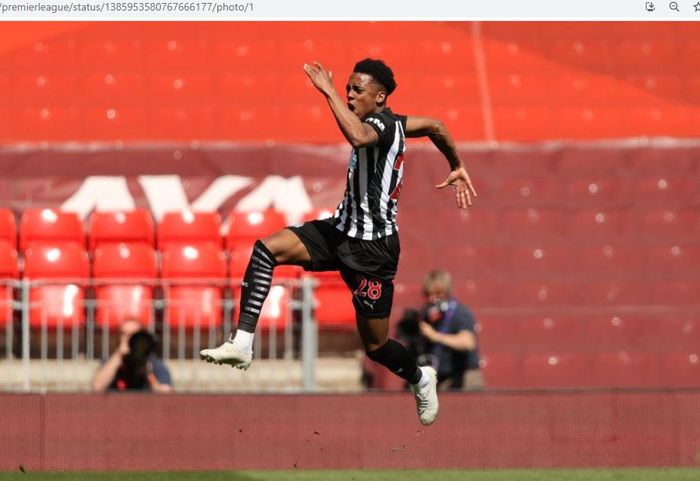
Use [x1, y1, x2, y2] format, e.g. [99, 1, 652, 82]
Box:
[356, 313, 438, 426]
[200, 228, 312, 369]
[344, 267, 439, 426]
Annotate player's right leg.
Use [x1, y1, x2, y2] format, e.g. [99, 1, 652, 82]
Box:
[199, 228, 311, 369]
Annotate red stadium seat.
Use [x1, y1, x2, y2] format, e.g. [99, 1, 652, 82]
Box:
[640, 208, 700, 242]
[93, 243, 158, 329]
[579, 281, 652, 306]
[159, 211, 223, 249]
[80, 39, 144, 71]
[89, 209, 154, 250]
[633, 176, 699, 207]
[148, 74, 212, 104]
[478, 353, 521, 389]
[0, 242, 18, 326]
[23, 243, 89, 329]
[654, 316, 700, 351]
[476, 317, 521, 353]
[499, 208, 565, 241]
[491, 177, 561, 207]
[563, 177, 631, 207]
[151, 107, 216, 140]
[570, 209, 634, 242]
[432, 209, 500, 243]
[646, 245, 700, 278]
[162, 244, 227, 330]
[506, 246, 573, 280]
[311, 272, 355, 328]
[592, 351, 658, 388]
[19, 208, 84, 251]
[518, 316, 589, 354]
[659, 352, 700, 388]
[584, 315, 654, 352]
[457, 279, 508, 308]
[522, 353, 594, 388]
[0, 208, 17, 248]
[650, 281, 700, 306]
[82, 72, 146, 103]
[226, 210, 287, 249]
[575, 244, 643, 279]
[510, 282, 580, 307]
[15, 74, 79, 104]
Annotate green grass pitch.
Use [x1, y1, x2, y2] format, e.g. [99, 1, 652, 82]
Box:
[1, 469, 699, 481]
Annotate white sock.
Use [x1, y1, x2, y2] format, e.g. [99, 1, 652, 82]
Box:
[232, 329, 254, 353]
[416, 367, 431, 389]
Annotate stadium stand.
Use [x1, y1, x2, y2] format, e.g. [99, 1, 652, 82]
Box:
[92, 243, 158, 329]
[1, 22, 699, 390]
[23, 243, 89, 330]
[89, 209, 155, 249]
[226, 210, 287, 250]
[158, 210, 223, 249]
[161, 243, 227, 332]
[19, 209, 84, 252]
[0, 242, 18, 327]
[0, 208, 17, 249]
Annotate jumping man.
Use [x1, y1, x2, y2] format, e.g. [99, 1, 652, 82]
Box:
[201, 58, 477, 426]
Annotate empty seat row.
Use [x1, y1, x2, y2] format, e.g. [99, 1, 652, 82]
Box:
[0, 207, 317, 251]
[0, 241, 355, 331]
[481, 351, 700, 389]
[478, 315, 700, 353]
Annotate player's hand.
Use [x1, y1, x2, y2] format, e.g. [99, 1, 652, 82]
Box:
[435, 166, 477, 209]
[303, 61, 334, 97]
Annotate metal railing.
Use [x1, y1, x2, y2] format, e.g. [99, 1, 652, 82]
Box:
[0, 276, 330, 393]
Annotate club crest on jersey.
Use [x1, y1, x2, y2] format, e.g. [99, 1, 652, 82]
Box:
[365, 117, 385, 132]
[349, 151, 358, 171]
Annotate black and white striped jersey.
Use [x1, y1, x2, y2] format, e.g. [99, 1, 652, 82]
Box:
[333, 108, 407, 241]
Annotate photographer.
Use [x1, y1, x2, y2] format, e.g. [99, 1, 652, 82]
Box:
[398, 270, 483, 390]
[92, 319, 172, 393]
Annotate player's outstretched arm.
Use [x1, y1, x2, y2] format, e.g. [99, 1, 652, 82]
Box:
[406, 116, 477, 210]
[303, 61, 379, 148]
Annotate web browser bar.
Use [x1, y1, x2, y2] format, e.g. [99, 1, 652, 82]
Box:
[1, 0, 700, 20]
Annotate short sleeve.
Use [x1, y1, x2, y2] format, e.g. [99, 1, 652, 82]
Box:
[363, 113, 390, 140]
[450, 304, 477, 334]
[397, 114, 408, 131]
[151, 357, 172, 386]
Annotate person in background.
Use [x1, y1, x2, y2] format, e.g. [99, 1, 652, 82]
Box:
[398, 270, 483, 390]
[92, 319, 172, 393]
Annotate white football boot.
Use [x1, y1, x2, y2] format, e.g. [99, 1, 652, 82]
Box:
[199, 338, 253, 370]
[411, 366, 439, 425]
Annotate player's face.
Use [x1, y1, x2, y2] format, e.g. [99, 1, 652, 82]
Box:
[346, 73, 383, 118]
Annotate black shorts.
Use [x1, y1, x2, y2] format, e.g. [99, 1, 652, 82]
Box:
[287, 218, 400, 319]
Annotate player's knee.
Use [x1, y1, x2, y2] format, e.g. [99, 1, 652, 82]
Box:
[365, 340, 390, 361]
[253, 239, 279, 267]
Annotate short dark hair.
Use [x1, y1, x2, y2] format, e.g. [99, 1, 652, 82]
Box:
[353, 58, 397, 95]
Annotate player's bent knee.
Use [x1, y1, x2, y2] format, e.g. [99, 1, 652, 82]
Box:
[365, 340, 390, 359]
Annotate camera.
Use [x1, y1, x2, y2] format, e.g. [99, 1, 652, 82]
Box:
[121, 330, 158, 390]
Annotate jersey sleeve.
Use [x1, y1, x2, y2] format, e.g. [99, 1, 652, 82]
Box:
[363, 113, 391, 144]
[397, 114, 408, 131]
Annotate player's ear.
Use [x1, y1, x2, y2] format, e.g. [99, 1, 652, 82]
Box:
[375, 89, 386, 105]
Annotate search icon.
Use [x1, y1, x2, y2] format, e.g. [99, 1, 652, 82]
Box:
[669, 1, 679, 10]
